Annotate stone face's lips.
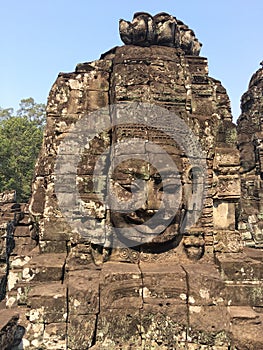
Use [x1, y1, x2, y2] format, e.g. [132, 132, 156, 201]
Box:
[119, 12, 202, 56]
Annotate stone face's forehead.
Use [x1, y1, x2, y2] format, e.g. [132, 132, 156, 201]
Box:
[111, 158, 182, 179]
[112, 158, 152, 180]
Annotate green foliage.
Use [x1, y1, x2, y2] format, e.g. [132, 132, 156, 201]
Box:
[17, 98, 46, 128]
[0, 107, 14, 120]
[0, 98, 45, 202]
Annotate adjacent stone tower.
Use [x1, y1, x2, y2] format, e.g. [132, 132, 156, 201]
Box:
[238, 63, 263, 247]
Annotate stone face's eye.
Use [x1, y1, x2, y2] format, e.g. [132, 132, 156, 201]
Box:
[154, 176, 162, 185]
[121, 183, 141, 193]
[162, 184, 180, 194]
[189, 166, 203, 181]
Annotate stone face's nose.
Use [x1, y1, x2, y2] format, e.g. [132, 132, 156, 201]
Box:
[153, 13, 177, 47]
[143, 179, 163, 211]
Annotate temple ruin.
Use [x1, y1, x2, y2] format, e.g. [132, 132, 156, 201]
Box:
[0, 12, 263, 349]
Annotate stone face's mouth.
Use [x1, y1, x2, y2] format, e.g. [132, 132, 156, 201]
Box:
[117, 208, 178, 235]
[125, 211, 145, 225]
[125, 209, 161, 225]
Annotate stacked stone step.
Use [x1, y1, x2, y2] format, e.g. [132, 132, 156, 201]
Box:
[5, 252, 67, 349]
[0, 190, 67, 348]
[215, 247, 263, 349]
[0, 191, 37, 348]
[0, 191, 36, 302]
[0, 191, 17, 301]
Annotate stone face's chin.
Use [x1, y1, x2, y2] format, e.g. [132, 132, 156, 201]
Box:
[184, 246, 204, 260]
[150, 222, 181, 244]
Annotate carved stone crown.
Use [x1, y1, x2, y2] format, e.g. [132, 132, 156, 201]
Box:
[119, 12, 202, 56]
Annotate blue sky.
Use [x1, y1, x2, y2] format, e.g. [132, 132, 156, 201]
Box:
[1, 0, 262, 120]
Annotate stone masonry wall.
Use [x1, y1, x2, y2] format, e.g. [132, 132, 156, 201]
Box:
[0, 190, 34, 349]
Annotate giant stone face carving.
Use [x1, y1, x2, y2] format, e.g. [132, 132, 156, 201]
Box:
[109, 158, 183, 246]
[108, 124, 188, 250]
[57, 103, 206, 256]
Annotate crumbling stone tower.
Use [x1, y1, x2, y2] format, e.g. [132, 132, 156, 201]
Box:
[238, 63, 263, 247]
[1, 12, 263, 350]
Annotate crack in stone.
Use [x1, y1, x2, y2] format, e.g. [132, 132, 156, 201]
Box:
[138, 260, 145, 350]
[181, 265, 190, 350]
[65, 285, 69, 349]
[0, 221, 15, 302]
[90, 271, 101, 349]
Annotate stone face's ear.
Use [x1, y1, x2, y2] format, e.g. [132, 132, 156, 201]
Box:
[132, 15, 148, 45]
[119, 19, 133, 45]
[153, 14, 177, 47]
